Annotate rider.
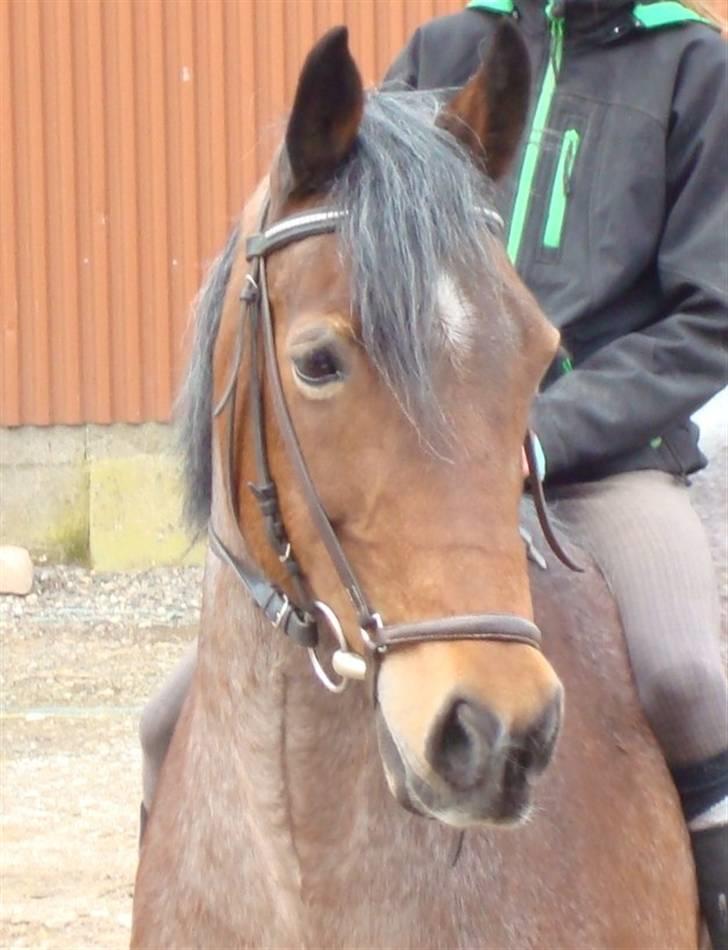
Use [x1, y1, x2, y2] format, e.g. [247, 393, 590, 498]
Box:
[384, 0, 728, 944]
[140, 1, 728, 945]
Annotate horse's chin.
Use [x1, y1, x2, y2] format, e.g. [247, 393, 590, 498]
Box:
[375, 710, 536, 829]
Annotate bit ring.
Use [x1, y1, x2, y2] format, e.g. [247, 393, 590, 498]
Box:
[308, 601, 356, 694]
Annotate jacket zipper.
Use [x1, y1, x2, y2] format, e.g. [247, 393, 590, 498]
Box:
[543, 128, 580, 249]
[507, 1, 564, 265]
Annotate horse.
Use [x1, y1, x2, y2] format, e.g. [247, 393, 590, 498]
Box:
[131, 24, 697, 949]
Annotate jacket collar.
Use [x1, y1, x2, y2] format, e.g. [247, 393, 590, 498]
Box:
[513, 0, 638, 43]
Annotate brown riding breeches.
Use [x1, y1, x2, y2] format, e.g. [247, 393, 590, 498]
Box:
[140, 469, 727, 809]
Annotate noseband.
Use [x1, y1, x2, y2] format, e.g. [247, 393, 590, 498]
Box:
[209, 196, 579, 694]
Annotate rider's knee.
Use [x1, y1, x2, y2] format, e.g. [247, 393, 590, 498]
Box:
[638, 658, 727, 757]
[640, 659, 724, 715]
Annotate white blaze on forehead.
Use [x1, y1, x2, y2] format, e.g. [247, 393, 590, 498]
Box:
[436, 274, 474, 351]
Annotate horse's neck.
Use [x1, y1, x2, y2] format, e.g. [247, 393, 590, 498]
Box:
[191, 558, 383, 895]
[193, 592, 478, 947]
[187, 562, 304, 914]
[193, 558, 423, 896]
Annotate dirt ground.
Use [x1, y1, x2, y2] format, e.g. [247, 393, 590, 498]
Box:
[1, 621, 195, 949]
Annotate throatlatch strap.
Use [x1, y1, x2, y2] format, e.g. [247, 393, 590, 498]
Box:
[208, 528, 318, 647]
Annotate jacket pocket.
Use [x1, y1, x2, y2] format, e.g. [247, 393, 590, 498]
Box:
[542, 128, 581, 250]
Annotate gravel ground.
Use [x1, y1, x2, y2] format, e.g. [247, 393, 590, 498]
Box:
[1, 566, 201, 949]
[0, 565, 202, 632]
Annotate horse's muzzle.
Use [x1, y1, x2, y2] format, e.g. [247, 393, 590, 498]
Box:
[376, 688, 563, 826]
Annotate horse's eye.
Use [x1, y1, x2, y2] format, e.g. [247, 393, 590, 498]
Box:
[292, 347, 343, 386]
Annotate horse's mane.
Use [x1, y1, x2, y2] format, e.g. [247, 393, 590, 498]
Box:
[178, 90, 501, 531]
[176, 225, 239, 530]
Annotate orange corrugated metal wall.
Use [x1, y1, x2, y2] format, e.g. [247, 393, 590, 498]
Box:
[1, 0, 462, 427]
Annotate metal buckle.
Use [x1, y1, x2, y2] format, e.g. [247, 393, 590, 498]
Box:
[240, 273, 259, 302]
[360, 612, 386, 653]
[307, 600, 366, 694]
[271, 595, 291, 629]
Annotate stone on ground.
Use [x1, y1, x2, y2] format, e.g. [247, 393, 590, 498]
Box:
[0, 545, 34, 595]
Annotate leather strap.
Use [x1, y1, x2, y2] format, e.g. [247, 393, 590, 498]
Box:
[245, 206, 503, 261]
[524, 430, 584, 573]
[208, 528, 318, 647]
[246, 209, 348, 260]
[371, 614, 541, 650]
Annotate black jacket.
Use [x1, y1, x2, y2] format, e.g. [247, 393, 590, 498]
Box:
[385, 0, 728, 483]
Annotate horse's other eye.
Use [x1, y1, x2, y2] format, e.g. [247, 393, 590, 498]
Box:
[292, 347, 343, 386]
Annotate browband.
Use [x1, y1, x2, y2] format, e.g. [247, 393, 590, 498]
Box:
[245, 205, 504, 261]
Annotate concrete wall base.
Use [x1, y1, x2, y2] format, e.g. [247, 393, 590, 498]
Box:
[0, 424, 204, 570]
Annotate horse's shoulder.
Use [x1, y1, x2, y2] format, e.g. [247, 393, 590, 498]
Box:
[522, 502, 639, 706]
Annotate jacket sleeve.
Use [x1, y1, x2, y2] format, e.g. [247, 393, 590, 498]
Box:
[531, 32, 728, 479]
[382, 28, 423, 88]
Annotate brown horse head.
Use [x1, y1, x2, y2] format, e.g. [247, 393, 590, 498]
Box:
[206, 25, 562, 828]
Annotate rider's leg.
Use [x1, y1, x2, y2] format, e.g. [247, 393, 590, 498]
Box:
[550, 470, 727, 949]
[139, 642, 198, 835]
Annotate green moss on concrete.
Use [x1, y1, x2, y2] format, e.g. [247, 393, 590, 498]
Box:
[2, 423, 204, 570]
[0, 460, 89, 563]
[49, 505, 90, 565]
[89, 455, 204, 571]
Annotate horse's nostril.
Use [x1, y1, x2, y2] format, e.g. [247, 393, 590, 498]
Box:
[519, 689, 563, 777]
[439, 705, 472, 775]
[427, 699, 503, 791]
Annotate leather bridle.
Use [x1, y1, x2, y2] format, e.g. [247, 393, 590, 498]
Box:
[208, 196, 580, 694]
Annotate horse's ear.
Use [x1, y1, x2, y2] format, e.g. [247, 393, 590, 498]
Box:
[285, 26, 364, 196]
[437, 21, 530, 181]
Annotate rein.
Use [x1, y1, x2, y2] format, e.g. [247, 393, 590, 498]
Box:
[208, 197, 580, 694]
